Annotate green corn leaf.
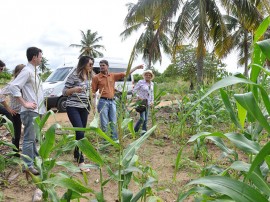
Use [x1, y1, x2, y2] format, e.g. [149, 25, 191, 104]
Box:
[43, 174, 93, 194]
[89, 127, 120, 149]
[206, 136, 236, 156]
[257, 39, 270, 60]
[180, 76, 255, 127]
[174, 147, 184, 180]
[220, 89, 242, 129]
[122, 126, 156, 167]
[254, 16, 270, 43]
[77, 138, 104, 166]
[234, 92, 270, 133]
[177, 187, 213, 202]
[188, 132, 225, 143]
[38, 110, 54, 130]
[187, 176, 268, 202]
[225, 133, 260, 154]
[127, 119, 136, 139]
[56, 161, 81, 173]
[247, 141, 270, 179]
[250, 44, 265, 83]
[47, 187, 59, 202]
[235, 101, 247, 128]
[0, 115, 14, 136]
[122, 188, 133, 202]
[89, 111, 99, 128]
[230, 161, 270, 197]
[130, 188, 146, 202]
[64, 126, 119, 148]
[39, 123, 60, 159]
[121, 118, 133, 129]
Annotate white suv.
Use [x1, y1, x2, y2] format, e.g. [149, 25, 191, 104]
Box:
[43, 59, 134, 112]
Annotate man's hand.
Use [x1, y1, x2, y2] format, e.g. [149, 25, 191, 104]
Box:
[136, 64, 144, 70]
[130, 64, 144, 75]
[24, 102, 37, 110]
[6, 107, 17, 116]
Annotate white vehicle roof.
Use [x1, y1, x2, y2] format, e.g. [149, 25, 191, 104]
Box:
[62, 57, 128, 69]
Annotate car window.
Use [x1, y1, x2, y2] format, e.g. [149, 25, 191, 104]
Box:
[46, 67, 73, 82]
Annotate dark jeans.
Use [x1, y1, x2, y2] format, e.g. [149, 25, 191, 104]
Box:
[66, 106, 89, 164]
[0, 105, 13, 125]
[12, 113, 22, 152]
[134, 107, 149, 134]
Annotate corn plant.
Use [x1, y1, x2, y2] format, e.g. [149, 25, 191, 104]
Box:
[150, 83, 166, 127]
[176, 16, 270, 201]
[0, 115, 23, 185]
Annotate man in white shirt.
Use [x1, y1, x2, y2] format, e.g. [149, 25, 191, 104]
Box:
[8, 47, 46, 175]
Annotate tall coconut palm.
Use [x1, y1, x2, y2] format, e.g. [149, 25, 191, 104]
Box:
[215, 0, 264, 76]
[126, 0, 228, 85]
[70, 29, 105, 58]
[121, 2, 172, 69]
[172, 0, 229, 85]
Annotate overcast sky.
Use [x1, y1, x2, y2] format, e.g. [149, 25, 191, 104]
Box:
[0, 0, 243, 74]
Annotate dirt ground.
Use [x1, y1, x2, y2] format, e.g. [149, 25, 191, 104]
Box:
[0, 102, 194, 202]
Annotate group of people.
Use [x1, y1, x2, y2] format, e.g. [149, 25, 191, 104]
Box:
[0, 46, 155, 174]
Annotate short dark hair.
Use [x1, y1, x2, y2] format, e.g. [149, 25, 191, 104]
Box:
[26, 47, 42, 62]
[99, 60, 109, 66]
[0, 60, 6, 68]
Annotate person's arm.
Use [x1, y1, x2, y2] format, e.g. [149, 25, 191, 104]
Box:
[91, 76, 98, 98]
[133, 80, 143, 100]
[129, 64, 144, 75]
[1, 100, 16, 115]
[62, 74, 83, 96]
[8, 69, 37, 110]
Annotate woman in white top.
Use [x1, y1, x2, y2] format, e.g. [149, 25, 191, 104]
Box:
[133, 70, 154, 135]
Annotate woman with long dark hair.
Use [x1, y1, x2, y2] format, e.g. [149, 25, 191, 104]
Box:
[63, 56, 94, 172]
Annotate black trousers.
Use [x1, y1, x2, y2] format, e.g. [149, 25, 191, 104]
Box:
[12, 113, 22, 151]
[0, 105, 13, 125]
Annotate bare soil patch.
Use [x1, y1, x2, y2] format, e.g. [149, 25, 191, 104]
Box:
[0, 102, 198, 202]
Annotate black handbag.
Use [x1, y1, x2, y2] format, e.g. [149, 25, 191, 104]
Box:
[135, 99, 148, 112]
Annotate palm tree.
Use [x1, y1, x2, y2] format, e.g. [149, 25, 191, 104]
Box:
[39, 57, 49, 73]
[125, 0, 228, 85]
[172, 0, 229, 85]
[215, 0, 264, 76]
[70, 29, 105, 58]
[121, 2, 172, 69]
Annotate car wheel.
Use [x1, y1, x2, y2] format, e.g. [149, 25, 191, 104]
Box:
[57, 97, 67, 112]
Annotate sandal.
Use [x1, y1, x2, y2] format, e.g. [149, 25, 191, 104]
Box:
[79, 163, 90, 173]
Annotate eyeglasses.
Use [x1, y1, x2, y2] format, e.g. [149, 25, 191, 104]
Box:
[89, 63, 93, 66]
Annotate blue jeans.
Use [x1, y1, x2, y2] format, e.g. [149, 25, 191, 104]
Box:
[97, 99, 118, 139]
[66, 106, 89, 163]
[20, 111, 39, 167]
[134, 107, 149, 133]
